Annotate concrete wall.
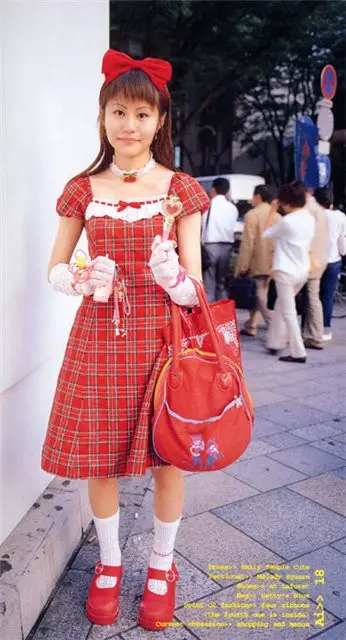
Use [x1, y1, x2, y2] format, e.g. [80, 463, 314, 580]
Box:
[0, 0, 109, 545]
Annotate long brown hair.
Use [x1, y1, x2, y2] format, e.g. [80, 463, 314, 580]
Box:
[72, 70, 175, 180]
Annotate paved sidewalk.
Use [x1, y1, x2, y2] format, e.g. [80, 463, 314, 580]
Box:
[29, 313, 346, 640]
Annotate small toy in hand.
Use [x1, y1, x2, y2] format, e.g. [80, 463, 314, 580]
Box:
[161, 196, 183, 240]
[69, 249, 93, 286]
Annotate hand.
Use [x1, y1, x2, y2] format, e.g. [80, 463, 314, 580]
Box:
[89, 255, 116, 289]
[149, 235, 179, 286]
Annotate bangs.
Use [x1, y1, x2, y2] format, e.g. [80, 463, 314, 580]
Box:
[103, 70, 161, 109]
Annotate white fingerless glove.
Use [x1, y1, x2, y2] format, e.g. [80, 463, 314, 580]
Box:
[48, 263, 94, 296]
[149, 235, 198, 306]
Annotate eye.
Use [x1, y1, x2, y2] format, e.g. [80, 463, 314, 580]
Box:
[138, 112, 150, 119]
[113, 109, 124, 116]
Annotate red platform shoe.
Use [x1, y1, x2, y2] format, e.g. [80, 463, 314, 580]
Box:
[85, 561, 123, 625]
[138, 562, 179, 631]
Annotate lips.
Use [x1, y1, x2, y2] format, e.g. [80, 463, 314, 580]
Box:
[118, 138, 139, 143]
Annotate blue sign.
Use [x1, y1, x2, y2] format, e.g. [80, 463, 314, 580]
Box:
[316, 154, 331, 188]
[294, 116, 319, 189]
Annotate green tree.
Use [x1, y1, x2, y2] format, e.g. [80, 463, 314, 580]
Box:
[110, 0, 346, 190]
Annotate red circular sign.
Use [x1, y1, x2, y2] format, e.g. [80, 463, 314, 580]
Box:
[321, 65, 337, 100]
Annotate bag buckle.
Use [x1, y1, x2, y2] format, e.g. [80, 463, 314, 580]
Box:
[95, 561, 104, 576]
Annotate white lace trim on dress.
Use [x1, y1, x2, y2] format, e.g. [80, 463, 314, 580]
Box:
[85, 197, 167, 223]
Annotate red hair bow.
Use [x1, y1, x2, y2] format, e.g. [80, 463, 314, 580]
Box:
[102, 49, 172, 91]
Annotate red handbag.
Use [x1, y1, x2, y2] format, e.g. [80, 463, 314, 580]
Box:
[152, 278, 254, 472]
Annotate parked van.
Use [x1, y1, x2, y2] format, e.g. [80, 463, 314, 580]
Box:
[196, 173, 265, 202]
[196, 174, 265, 237]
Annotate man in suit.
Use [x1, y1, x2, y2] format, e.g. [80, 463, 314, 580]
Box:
[235, 185, 280, 336]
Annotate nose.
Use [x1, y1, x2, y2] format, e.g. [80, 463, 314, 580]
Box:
[123, 114, 137, 132]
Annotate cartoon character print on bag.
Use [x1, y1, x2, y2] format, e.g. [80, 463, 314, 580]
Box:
[205, 439, 223, 470]
[190, 434, 205, 469]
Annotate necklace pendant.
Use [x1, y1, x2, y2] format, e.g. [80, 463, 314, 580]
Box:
[123, 175, 137, 183]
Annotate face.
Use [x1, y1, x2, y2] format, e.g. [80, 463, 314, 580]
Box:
[252, 193, 260, 207]
[102, 97, 164, 159]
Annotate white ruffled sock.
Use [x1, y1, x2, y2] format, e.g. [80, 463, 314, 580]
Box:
[93, 509, 121, 588]
[148, 514, 182, 595]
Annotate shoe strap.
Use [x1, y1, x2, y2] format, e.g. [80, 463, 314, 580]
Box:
[94, 561, 122, 578]
[146, 562, 178, 583]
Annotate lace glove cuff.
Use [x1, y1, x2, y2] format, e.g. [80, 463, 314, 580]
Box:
[48, 263, 94, 297]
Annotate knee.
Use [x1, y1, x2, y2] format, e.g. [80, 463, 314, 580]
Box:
[88, 477, 118, 490]
[151, 466, 184, 489]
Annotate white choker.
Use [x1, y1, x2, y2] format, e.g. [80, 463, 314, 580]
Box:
[110, 152, 156, 183]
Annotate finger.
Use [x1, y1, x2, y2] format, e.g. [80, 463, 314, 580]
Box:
[95, 255, 114, 264]
[92, 256, 115, 269]
[158, 240, 175, 251]
[90, 271, 113, 282]
[151, 235, 162, 251]
[91, 263, 115, 275]
[90, 278, 108, 288]
[149, 250, 170, 267]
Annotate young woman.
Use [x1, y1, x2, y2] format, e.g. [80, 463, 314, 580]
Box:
[41, 49, 209, 630]
[262, 181, 315, 363]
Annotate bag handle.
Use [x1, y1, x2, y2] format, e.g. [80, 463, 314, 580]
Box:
[170, 277, 231, 390]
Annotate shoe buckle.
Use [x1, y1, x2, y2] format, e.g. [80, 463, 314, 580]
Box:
[95, 561, 104, 576]
[165, 568, 176, 583]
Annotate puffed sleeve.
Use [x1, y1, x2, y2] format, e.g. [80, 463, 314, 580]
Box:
[172, 172, 210, 220]
[56, 176, 92, 222]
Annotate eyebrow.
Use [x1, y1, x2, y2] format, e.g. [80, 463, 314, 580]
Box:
[110, 102, 153, 111]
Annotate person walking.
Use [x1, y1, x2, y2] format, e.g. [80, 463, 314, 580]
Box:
[301, 188, 329, 350]
[201, 177, 238, 302]
[315, 188, 346, 341]
[41, 49, 209, 630]
[235, 185, 279, 336]
[263, 181, 315, 363]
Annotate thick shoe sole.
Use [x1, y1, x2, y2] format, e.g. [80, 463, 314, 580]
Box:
[138, 612, 173, 631]
[85, 602, 119, 626]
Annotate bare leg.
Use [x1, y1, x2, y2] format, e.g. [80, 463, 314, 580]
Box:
[151, 466, 184, 521]
[88, 477, 119, 518]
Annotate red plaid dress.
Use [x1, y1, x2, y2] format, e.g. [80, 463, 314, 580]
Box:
[41, 172, 209, 478]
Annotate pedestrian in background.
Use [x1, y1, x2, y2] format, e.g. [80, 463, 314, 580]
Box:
[263, 181, 315, 363]
[301, 186, 329, 350]
[201, 177, 239, 302]
[315, 188, 346, 341]
[235, 185, 279, 336]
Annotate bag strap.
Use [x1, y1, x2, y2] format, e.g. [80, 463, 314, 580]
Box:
[170, 278, 231, 389]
